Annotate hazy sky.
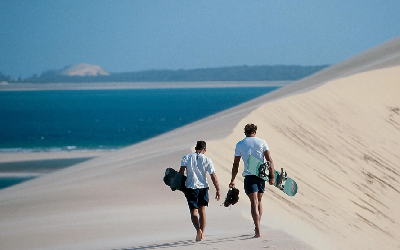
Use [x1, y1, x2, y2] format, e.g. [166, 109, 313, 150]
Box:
[1, 0, 400, 78]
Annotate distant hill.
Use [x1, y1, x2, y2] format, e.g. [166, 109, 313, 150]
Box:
[20, 64, 329, 83]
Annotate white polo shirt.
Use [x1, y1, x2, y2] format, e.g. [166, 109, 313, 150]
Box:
[181, 152, 215, 189]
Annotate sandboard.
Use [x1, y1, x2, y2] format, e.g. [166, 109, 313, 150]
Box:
[163, 168, 187, 192]
[247, 155, 297, 196]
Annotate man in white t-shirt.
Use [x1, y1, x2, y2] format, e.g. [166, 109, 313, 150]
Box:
[179, 141, 220, 242]
[229, 123, 275, 238]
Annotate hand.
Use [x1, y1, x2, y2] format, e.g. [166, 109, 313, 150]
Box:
[229, 181, 235, 189]
[215, 191, 220, 201]
[269, 175, 275, 185]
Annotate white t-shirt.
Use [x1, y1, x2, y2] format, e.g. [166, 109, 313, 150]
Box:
[181, 152, 216, 189]
[234, 136, 269, 176]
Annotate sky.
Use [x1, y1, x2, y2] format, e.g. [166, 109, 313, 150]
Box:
[1, 0, 400, 78]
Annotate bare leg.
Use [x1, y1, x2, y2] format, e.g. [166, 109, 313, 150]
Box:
[198, 206, 206, 239]
[258, 192, 263, 226]
[190, 208, 204, 241]
[190, 209, 200, 231]
[247, 192, 262, 238]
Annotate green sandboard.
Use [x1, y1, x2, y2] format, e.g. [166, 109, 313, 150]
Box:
[247, 155, 297, 196]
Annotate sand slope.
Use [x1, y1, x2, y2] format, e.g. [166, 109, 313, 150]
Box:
[1, 36, 399, 250]
[207, 64, 400, 250]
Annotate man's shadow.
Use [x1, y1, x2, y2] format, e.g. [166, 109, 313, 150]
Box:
[115, 234, 255, 250]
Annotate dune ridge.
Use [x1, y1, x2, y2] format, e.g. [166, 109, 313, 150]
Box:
[1, 36, 399, 250]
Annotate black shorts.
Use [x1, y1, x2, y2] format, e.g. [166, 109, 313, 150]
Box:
[184, 188, 209, 210]
[244, 175, 265, 195]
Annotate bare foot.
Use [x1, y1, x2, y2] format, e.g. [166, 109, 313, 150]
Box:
[196, 229, 203, 242]
[254, 227, 261, 238]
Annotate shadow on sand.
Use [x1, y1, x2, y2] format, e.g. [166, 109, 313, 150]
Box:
[115, 234, 255, 250]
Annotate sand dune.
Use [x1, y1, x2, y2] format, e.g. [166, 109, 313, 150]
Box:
[61, 63, 110, 76]
[1, 36, 399, 250]
[207, 64, 400, 250]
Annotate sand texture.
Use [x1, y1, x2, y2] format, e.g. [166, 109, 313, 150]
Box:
[1, 36, 399, 250]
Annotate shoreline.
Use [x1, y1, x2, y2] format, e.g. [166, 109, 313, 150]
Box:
[0, 151, 110, 189]
[0, 152, 106, 189]
[0, 150, 110, 163]
[0, 156, 98, 173]
[0, 81, 292, 91]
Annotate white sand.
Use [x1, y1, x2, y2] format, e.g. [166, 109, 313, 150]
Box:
[0, 36, 399, 250]
[0, 151, 109, 163]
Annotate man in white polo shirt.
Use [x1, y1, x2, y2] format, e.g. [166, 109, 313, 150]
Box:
[229, 123, 275, 238]
[179, 141, 220, 242]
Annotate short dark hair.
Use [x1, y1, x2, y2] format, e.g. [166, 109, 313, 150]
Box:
[244, 123, 257, 135]
[195, 141, 206, 150]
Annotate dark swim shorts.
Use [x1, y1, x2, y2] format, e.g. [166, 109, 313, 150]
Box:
[244, 175, 265, 195]
[184, 187, 209, 210]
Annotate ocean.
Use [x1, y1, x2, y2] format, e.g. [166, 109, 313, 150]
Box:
[0, 87, 279, 189]
[0, 87, 278, 152]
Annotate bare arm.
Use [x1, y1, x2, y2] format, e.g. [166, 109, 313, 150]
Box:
[210, 173, 220, 201]
[229, 156, 241, 188]
[179, 166, 186, 175]
[264, 150, 275, 185]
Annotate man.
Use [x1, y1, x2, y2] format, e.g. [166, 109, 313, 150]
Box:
[229, 123, 275, 238]
[179, 141, 220, 242]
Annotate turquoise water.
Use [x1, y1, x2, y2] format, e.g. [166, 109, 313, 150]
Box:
[0, 158, 94, 189]
[0, 87, 279, 152]
[0, 176, 37, 189]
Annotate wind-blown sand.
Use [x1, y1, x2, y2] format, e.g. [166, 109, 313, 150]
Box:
[1, 36, 399, 250]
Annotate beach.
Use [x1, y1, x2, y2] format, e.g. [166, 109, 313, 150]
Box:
[0, 81, 291, 91]
[1, 36, 400, 250]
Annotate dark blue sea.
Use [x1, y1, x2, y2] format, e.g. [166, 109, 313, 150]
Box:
[0, 87, 279, 189]
[0, 87, 279, 152]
